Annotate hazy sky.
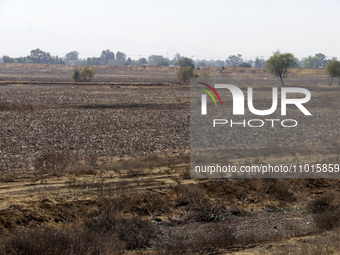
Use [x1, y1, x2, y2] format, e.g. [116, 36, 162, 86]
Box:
[0, 0, 339, 60]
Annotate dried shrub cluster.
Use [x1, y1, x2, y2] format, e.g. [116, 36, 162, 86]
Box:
[202, 179, 298, 204]
[84, 209, 156, 250]
[33, 150, 71, 173]
[307, 193, 340, 230]
[1, 179, 338, 254]
[72, 66, 97, 82]
[0, 228, 124, 255]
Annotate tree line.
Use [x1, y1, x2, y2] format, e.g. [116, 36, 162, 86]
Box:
[2, 48, 338, 85]
[1, 49, 338, 70]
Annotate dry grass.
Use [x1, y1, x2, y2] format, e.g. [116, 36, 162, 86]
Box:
[0, 102, 34, 111]
[69, 166, 97, 176]
[33, 149, 71, 173]
[0, 227, 124, 255]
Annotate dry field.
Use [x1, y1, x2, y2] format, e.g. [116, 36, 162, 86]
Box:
[0, 64, 339, 254]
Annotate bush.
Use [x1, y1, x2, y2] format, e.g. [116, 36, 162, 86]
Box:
[238, 62, 251, 67]
[72, 67, 81, 82]
[200, 70, 211, 78]
[156, 60, 170, 66]
[313, 209, 340, 230]
[307, 193, 340, 230]
[326, 60, 340, 86]
[80, 65, 97, 81]
[84, 205, 156, 250]
[34, 150, 71, 173]
[0, 228, 124, 255]
[177, 66, 195, 84]
[158, 221, 236, 252]
[72, 66, 96, 82]
[307, 194, 336, 213]
[116, 217, 156, 250]
[264, 179, 297, 202]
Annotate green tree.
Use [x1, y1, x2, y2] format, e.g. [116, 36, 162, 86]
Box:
[303, 56, 322, 69]
[157, 60, 170, 66]
[30, 48, 52, 64]
[138, 58, 147, 65]
[197, 61, 206, 67]
[326, 60, 340, 86]
[2, 55, 13, 63]
[254, 57, 266, 68]
[86, 57, 101, 65]
[315, 53, 328, 68]
[100, 49, 115, 65]
[226, 54, 242, 67]
[177, 66, 195, 84]
[178, 57, 194, 68]
[16, 57, 26, 63]
[148, 55, 164, 65]
[116, 51, 126, 61]
[266, 51, 296, 86]
[65, 51, 79, 64]
[51, 56, 64, 65]
[80, 65, 97, 81]
[214, 60, 225, 67]
[174, 52, 181, 61]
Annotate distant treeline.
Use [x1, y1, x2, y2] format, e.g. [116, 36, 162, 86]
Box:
[0, 49, 337, 69]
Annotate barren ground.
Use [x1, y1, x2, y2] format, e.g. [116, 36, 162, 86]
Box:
[0, 64, 339, 254]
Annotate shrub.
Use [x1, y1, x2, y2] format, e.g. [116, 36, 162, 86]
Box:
[326, 60, 340, 86]
[158, 221, 236, 252]
[116, 217, 156, 250]
[80, 65, 97, 81]
[72, 67, 81, 82]
[200, 70, 211, 78]
[34, 150, 71, 173]
[156, 60, 170, 66]
[72, 66, 96, 82]
[307, 194, 336, 213]
[84, 208, 156, 250]
[177, 66, 195, 84]
[238, 62, 251, 67]
[0, 228, 124, 255]
[313, 209, 340, 230]
[264, 179, 297, 202]
[307, 193, 340, 230]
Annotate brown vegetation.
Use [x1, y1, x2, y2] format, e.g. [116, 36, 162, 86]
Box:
[0, 65, 339, 254]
